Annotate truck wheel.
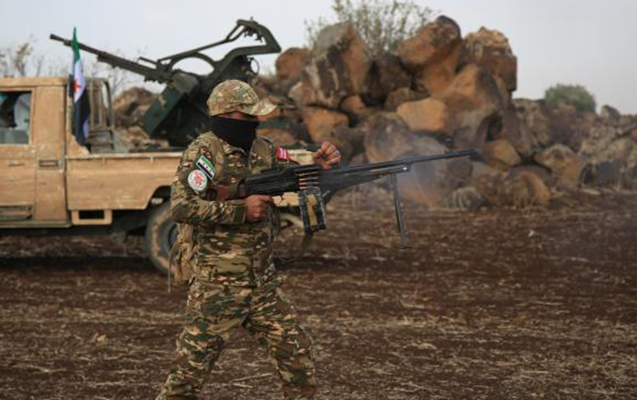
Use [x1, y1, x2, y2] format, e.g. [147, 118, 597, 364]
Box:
[145, 202, 177, 275]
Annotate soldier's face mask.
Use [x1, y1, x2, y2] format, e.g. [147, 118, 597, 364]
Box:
[210, 115, 259, 153]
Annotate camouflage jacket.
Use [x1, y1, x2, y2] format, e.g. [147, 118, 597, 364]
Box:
[170, 131, 283, 287]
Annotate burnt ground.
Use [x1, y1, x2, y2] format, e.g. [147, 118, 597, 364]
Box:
[0, 191, 636, 400]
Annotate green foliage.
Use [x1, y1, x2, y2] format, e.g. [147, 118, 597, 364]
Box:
[305, 0, 433, 56]
[544, 84, 596, 113]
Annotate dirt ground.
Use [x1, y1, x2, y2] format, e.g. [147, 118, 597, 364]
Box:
[1, 191, 636, 400]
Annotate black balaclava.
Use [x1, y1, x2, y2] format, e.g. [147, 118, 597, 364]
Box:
[209, 115, 259, 153]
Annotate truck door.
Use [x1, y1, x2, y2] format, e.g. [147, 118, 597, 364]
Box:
[31, 86, 68, 223]
[0, 90, 36, 221]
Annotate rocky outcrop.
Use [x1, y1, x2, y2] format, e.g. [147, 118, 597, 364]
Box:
[482, 139, 522, 171]
[463, 28, 517, 93]
[364, 52, 412, 104]
[113, 87, 156, 128]
[113, 14, 637, 210]
[396, 98, 448, 132]
[275, 47, 310, 82]
[297, 22, 371, 108]
[397, 16, 462, 71]
[435, 64, 505, 148]
[302, 107, 349, 144]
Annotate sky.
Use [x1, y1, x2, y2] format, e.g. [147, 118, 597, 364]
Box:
[1, 0, 636, 113]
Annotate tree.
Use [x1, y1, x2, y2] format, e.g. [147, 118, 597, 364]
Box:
[544, 84, 596, 113]
[0, 40, 45, 77]
[305, 0, 433, 56]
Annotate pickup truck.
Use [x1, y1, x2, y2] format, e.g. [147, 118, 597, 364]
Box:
[0, 76, 184, 273]
[0, 76, 308, 274]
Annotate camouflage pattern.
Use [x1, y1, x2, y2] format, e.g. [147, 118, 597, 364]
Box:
[158, 131, 316, 399]
[207, 79, 276, 117]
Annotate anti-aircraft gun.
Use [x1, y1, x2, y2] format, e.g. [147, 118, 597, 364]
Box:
[51, 19, 281, 148]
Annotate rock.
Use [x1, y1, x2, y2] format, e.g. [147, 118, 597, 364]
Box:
[339, 95, 367, 121]
[445, 186, 485, 210]
[397, 16, 462, 71]
[482, 139, 521, 171]
[509, 165, 556, 187]
[600, 105, 621, 125]
[365, 52, 412, 104]
[300, 22, 371, 108]
[288, 80, 317, 107]
[589, 137, 635, 165]
[436, 64, 505, 148]
[396, 98, 449, 132]
[302, 107, 349, 144]
[413, 42, 463, 95]
[586, 161, 623, 187]
[621, 166, 637, 189]
[275, 47, 310, 81]
[463, 28, 517, 93]
[116, 126, 149, 148]
[514, 172, 551, 205]
[513, 99, 552, 150]
[548, 106, 590, 151]
[364, 114, 456, 207]
[578, 125, 624, 161]
[256, 128, 298, 146]
[534, 144, 576, 173]
[332, 125, 367, 159]
[534, 144, 587, 188]
[384, 88, 428, 111]
[499, 103, 534, 158]
[474, 170, 550, 207]
[471, 161, 504, 181]
[113, 87, 157, 128]
[363, 113, 414, 163]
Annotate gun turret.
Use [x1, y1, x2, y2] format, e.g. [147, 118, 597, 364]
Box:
[51, 19, 281, 147]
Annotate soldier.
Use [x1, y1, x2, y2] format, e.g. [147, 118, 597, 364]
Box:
[157, 79, 341, 400]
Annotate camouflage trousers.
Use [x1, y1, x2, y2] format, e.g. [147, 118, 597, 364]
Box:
[157, 277, 316, 400]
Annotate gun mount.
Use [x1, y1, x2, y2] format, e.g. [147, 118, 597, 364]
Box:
[51, 19, 281, 148]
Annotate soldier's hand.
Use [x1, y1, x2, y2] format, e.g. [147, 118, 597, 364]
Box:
[245, 195, 273, 222]
[313, 141, 341, 170]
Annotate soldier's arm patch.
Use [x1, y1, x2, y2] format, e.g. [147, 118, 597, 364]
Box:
[196, 154, 216, 180]
[187, 169, 209, 193]
[276, 146, 299, 164]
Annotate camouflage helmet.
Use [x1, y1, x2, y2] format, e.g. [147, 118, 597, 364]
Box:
[207, 79, 276, 117]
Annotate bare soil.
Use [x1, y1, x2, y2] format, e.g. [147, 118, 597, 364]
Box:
[1, 191, 636, 399]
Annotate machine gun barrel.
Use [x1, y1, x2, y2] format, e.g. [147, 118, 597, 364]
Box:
[242, 148, 477, 198]
[49, 34, 172, 83]
[331, 149, 477, 176]
[228, 148, 477, 242]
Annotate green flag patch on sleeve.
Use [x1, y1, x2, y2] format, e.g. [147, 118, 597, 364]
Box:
[196, 155, 216, 180]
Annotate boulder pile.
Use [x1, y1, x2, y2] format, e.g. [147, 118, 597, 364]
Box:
[112, 87, 161, 150]
[255, 16, 637, 209]
[114, 16, 637, 209]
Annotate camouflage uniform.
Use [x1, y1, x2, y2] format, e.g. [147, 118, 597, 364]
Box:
[157, 80, 316, 400]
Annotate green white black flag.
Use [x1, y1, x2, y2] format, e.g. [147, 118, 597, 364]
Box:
[71, 27, 90, 145]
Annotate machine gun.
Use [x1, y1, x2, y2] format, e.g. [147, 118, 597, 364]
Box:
[218, 149, 477, 248]
[50, 19, 281, 147]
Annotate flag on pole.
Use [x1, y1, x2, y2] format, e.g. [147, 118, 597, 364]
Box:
[71, 27, 90, 145]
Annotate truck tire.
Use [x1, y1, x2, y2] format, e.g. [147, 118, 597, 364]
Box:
[144, 202, 177, 275]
